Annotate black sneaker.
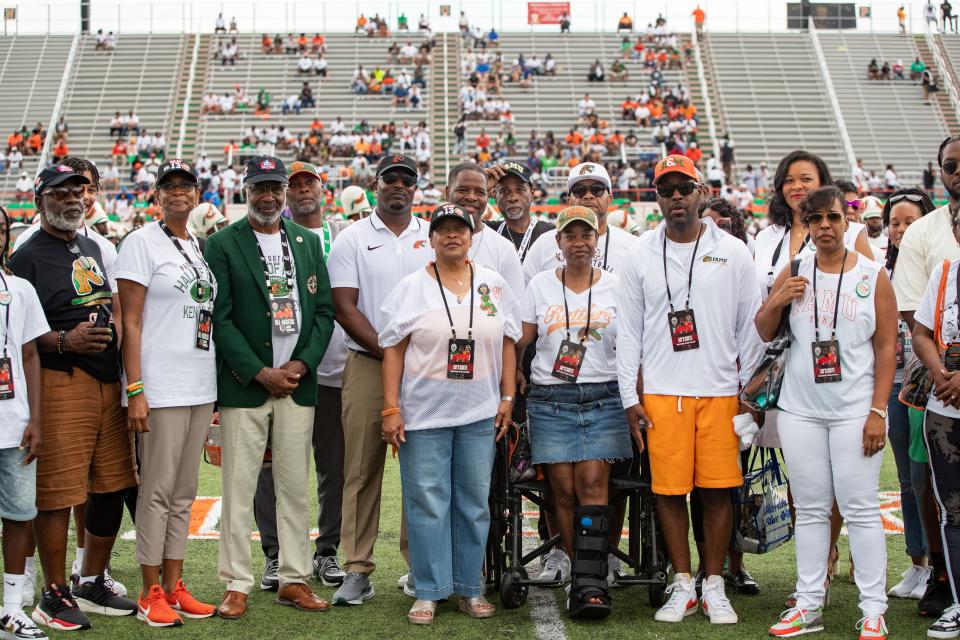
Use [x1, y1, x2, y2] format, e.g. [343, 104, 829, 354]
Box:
[31, 584, 91, 631]
[921, 570, 953, 618]
[929, 604, 960, 638]
[723, 568, 761, 595]
[313, 554, 346, 587]
[1, 609, 48, 638]
[260, 557, 280, 591]
[73, 576, 136, 617]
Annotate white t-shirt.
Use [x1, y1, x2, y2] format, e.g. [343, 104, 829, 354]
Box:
[914, 259, 960, 419]
[522, 269, 619, 385]
[378, 264, 521, 431]
[311, 224, 347, 388]
[522, 223, 637, 285]
[0, 274, 50, 447]
[893, 205, 960, 312]
[253, 230, 302, 368]
[327, 212, 432, 352]
[15, 221, 119, 292]
[114, 223, 218, 407]
[464, 226, 524, 300]
[778, 253, 881, 420]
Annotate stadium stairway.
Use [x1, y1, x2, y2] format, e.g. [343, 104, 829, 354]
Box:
[931, 34, 960, 135]
[169, 34, 212, 162]
[818, 31, 948, 177]
[691, 33, 727, 156]
[429, 32, 455, 186]
[60, 34, 187, 189]
[0, 34, 73, 192]
[705, 32, 849, 178]
[916, 35, 959, 136]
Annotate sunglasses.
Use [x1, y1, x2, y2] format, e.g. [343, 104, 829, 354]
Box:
[944, 160, 958, 176]
[158, 181, 198, 194]
[42, 186, 84, 201]
[381, 171, 417, 187]
[656, 182, 698, 198]
[247, 184, 286, 196]
[804, 211, 844, 225]
[570, 184, 609, 198]
[889, 193, 924, 204]
[844, 199, 863, 209]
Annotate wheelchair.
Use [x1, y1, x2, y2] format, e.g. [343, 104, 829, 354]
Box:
[485, 421, 669, 611]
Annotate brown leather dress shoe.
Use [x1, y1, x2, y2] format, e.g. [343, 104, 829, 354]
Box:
[276, 583, 330, 612]
[217, 591, 248, 619]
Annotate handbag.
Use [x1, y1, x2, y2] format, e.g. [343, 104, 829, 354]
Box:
[733, 447, 793, 555]
[740, 259, 800, 412]
[899, 259, 951, 410]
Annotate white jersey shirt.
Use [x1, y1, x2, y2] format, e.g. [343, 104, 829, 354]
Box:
[914, 259, 960, 419]
[463, 225, 524, 300]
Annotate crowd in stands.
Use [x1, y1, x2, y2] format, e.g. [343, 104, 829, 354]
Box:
[350, 38, 432, 107]
[867, 56, 940, 101]
[214, 38, 241, 66]
[2, 122, 48, 172]
[94, 29, 117, 50]
[262, 32, 327, 55]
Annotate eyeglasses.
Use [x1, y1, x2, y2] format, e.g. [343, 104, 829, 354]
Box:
[655, 182, 698, 198]
[380, 171, 417, 187]
[944, 160, 958, 176]
[42, 186, 84, 201]
[844, 199, 863, 210]
[570, 184, 609, 198]
[158, 181, 198, 194]
[246, 184, 287, 196]
[804, 211, 845, 225]
[889, 193, 924, 204]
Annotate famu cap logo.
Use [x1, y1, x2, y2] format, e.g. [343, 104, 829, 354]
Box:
[578, 164, 595, 175]
[56, 165, 74, 173]
[658, 156, 687, 170]
[504, 162, 525, 173]
[259, 159, 276, 170]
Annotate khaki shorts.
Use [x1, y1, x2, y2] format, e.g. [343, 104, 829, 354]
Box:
[36, 368, 137, 511]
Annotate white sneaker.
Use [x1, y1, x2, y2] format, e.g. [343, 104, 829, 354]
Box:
[911, 566, 934, 600]
[396, 574, 415, 598]
[22, 566, 36, 608]
[888, 565, 929, 599]
[536, 549, 570, 584]
[655, 573, 698, 623]
[607, 553, 622, 588]
[701, 575, 738, 624]
[70, 559, 127, 598]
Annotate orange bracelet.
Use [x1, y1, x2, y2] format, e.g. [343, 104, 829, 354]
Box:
[381, 407, 401, 417]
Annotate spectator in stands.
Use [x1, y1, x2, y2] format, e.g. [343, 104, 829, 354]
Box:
[885, 164, 900, 190]
[311, 33, 325, 54]
[880, 61, 892, 80]
[587, 60, 605, 82]
[577, 94, 596, 117]
[898, 5, 908, 33]
[51, 138, 69, 163]
[297, 33, 308, 53]
[298, 54, 313, 74]
[868, 58, 880, 80]
[95, 29, 108, 49]
[720, 134, 735, 183]
[893, 59, 905, 80]
[109, 111, 124, 137]
[610, 59, 628, 81]
[256, 88, 270, 115]
[943, 0, 958, 32]
[356, 14, 368, 34]
[261, 34, 273, 54]
[101, 161, 120, 191]
[911, 57, 926, 82]
[221, 38, 239, 66]
[229, 16, 238, 33]
[922, 68, 940, 102]
[281, 94, 302, 116]
[127, 110, 141, 136]
[560, 11, 571, 33]
[14, 171, 31, 201]
[215, 13, 226, 33]
[693, 5, 706, 33]
[314, 54, 328, 77]
[924, 161, 937, 198]
[618, 12, 633, 32]
[400, 41, 417, 64]
[927, 0, 940, 28]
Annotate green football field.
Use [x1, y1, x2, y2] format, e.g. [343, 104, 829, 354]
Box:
[12, 449, 936, 639]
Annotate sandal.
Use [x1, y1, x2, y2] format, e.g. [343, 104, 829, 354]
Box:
[458, 596, 495, 619]
[567, 581, 612, 619]
[407, 599, 436, 625]
[827, 544, 840, 579]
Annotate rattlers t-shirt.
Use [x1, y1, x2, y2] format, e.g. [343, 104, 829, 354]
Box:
[9, 228, 119, 382]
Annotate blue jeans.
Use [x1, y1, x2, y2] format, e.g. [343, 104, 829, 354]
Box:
[399, 418, 496, 600]
[889, 382, 929, 558]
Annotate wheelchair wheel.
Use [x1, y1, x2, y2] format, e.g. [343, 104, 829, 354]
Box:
[500, 568, 529, 609]
[648, 583, 667, 608]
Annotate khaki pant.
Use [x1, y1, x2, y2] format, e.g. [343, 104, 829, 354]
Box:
[340, 351, 407, 575]
[218, 396, 314, 594]
[135, 403, 214, 566]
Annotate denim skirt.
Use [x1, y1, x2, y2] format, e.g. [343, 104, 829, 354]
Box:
[526, 381, 632, 464]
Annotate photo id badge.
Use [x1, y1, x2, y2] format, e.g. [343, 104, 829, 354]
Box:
[811, 340, 843, 383]
[0, 356, 14, 400]
[551, 340, 586, 383]
[196, 308, 213, 351]
[668, 309, 700, 352]
[271, 298, 300, 335]
[945, 343, 960, 372]
[447, 338, 475, 379]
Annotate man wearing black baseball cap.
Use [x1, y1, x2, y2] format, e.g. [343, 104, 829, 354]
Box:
[327, 153, 430, 605]
[10, 164, 138, 631]
[484, 161, 555, 264]
[205, 155, 334, 618]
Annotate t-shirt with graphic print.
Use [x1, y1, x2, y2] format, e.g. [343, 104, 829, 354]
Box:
[521, 268, 620, 385]
[114, 222, 218, 407]
[9, 227, 119, 382]
[254, 229, 302, 368]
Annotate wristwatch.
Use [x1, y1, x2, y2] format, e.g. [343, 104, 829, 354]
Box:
[501, 396, 514, 403]
[869, 407, 887, 419]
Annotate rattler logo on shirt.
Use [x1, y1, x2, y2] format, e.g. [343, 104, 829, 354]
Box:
[701, 255, 728, 265]
[71, 256, 105, 296]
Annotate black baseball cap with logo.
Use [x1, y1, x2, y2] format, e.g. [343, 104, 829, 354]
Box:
[428, 203, 474, 233]
[375, 154, 419, 178]
[499, 161, 532, 184]
[34, 164, 90, 197]
[244, 155, 289, 185]
[156, 159, 198, 186]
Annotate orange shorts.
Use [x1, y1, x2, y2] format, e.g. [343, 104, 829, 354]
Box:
[643, 394, 742, 496]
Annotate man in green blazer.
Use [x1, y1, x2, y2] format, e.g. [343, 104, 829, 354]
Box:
[204, 156, 334, 619]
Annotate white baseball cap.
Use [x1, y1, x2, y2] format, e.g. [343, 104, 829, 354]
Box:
[566, 162, 612, 192]
[341, 185, 372, 218]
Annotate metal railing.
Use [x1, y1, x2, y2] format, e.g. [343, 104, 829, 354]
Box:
[175, 31, 200, 159]
[36, 31, 78, 174]
[807, 17, 858, 173]
[926, 32, 960, 127]
[690, 26, 719, 160]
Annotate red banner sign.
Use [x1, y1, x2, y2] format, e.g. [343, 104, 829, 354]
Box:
[527, 2, 569, 25]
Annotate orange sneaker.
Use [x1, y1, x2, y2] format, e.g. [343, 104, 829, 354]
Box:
[137, 585, 183, 627]
[165, 580, 216, 619]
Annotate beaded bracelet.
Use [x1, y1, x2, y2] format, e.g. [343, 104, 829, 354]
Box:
[57, 330, 66, 355]
[126, 381, 144, 398]
[380, 407, 401, 417]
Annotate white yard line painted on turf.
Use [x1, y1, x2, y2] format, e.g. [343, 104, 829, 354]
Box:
[523, 534, 569, 640]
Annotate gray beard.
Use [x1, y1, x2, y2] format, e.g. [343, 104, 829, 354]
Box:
[45, 210, 83, 232]
[248, 206, 282, 227]
[504, 208, 527, 221]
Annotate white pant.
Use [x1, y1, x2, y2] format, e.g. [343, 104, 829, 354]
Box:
[778, 411, 887, 617]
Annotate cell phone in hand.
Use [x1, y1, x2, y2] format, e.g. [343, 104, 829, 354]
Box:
[94, 304, 112, 328]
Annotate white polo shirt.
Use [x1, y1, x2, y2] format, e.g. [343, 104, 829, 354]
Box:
[327, 211, 432, 352]
[522, 223, 637, 285]
[892, 205, 960, 312]
[465, 225, 524, 298]
[615, 218, 763, 408]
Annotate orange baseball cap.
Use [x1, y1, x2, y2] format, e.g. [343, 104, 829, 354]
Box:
[653, 155, 699, 185]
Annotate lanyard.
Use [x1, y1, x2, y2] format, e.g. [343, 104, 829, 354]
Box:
[498, 220, 535, 263]
[321, 221, 332, 261]
[561, 267, 594, 344]
[433, 261, 474, 340]
[158, 221, 210, 297]
[0, 273, 10, 357]
[812, 249, 848, 342]
[254, 225, 294, 295]
[600, 229, 611, 270]
[662, 224, 703, 312]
